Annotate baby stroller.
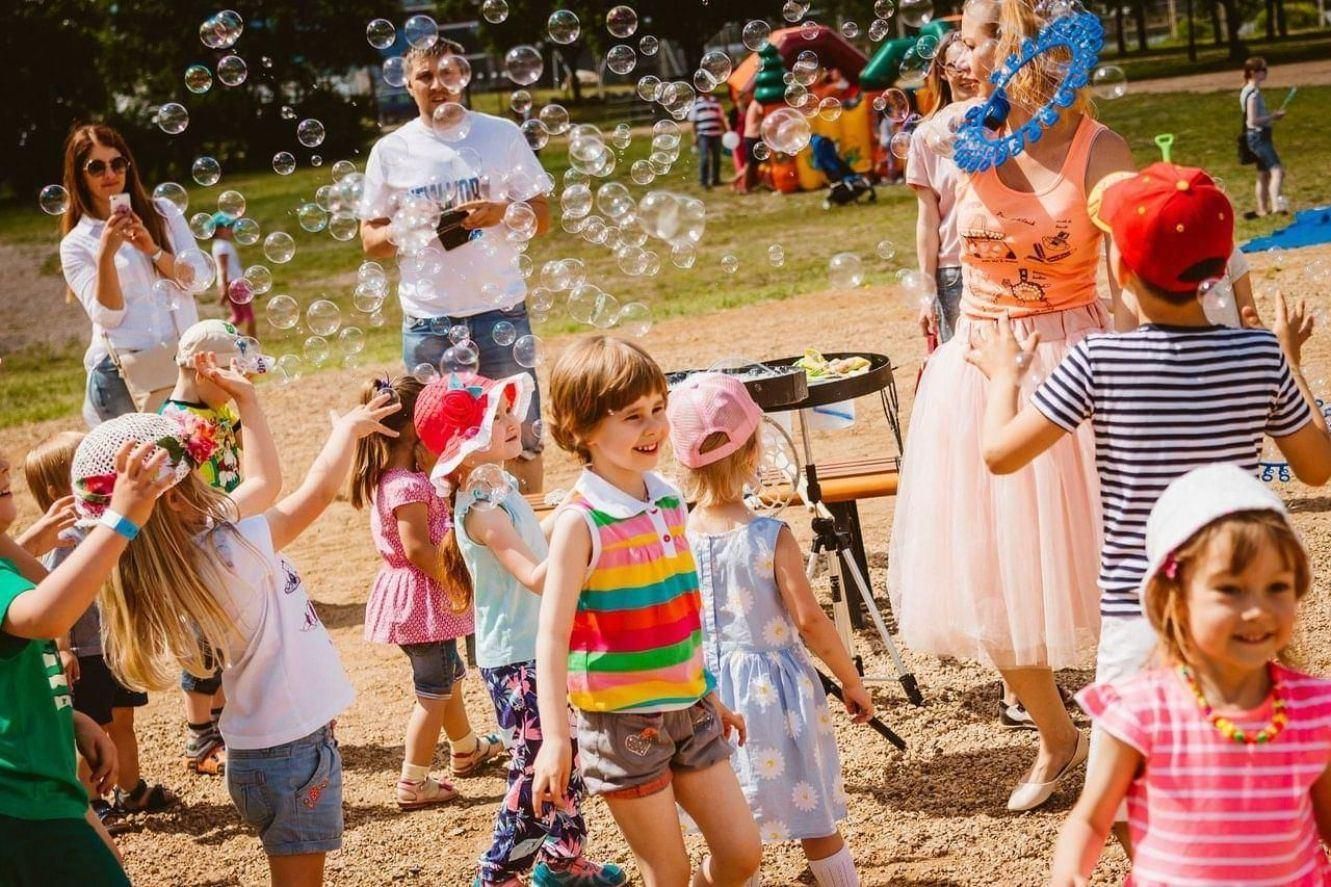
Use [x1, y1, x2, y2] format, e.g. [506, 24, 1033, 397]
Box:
[811, 134, 877, 210]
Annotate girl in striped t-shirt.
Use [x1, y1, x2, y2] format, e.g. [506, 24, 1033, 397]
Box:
[1051, 464, 1331, 886]
[534, 336, 761, 887]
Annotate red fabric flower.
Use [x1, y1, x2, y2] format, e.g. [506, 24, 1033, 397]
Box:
[81, 473, 117, 498]
[417, 387, 487, 455]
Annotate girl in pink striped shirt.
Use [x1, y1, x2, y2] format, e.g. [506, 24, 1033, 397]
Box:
[1052, 464, 1331, 887]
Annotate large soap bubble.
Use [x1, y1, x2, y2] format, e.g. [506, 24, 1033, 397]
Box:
[366, 18, 395, 49]
[157, 103, 189, 135]
[742, 20, 772, 51]
[900, 0, 935, 26]
[39, 185, 70, 216]
[504, 45, 544, 86]
[606, 5, 639, 38]
[606, 44, 637, 75]
[404, 14, 438, 49]
[828, 253, 865, 288]
[297, 119, 326, 148]
[199, 10, 243, 49]
[184, 65, 213, 94]
[760, 107, 813, 155]
[548, 9, 580, 43]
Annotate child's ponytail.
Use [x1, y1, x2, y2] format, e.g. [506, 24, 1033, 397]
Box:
[437, 469, 474, 613]
[349, 375, 425, 510]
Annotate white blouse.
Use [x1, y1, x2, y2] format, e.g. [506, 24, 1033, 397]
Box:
[59, 202, 199, 371]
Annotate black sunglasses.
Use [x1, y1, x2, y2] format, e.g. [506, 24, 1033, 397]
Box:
[85, 157, 130, 176]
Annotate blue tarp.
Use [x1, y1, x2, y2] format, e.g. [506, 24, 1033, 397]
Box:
[1242, 205, 1331, 252]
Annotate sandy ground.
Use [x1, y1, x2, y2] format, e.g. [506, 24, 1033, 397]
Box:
[4, 240, 1331, 886]
[1130, 57, 1331, 93]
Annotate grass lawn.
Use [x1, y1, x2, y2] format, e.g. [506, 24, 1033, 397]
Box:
[2, 85, 1328, 428]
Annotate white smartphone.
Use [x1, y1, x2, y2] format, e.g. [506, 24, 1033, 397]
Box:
[109, 193, 132, 215]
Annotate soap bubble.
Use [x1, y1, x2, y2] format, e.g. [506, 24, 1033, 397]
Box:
[243, 264, 272, 295]
[752, 142, 772, 161]
[520, 119, 550, 151]
[840, 21, 861, 38]
[721, 255, 740, 274]
[297, 119, 326, 148]
[331, 159, 357, 181]
[174, 249, 217, 294]
[465, 463, 507, 512]
[510, 90, 533, 114]
[793, 50, 820, 85]
[818, 96, 843, 121]
[439, 54, 472, 92]
[199, 10, 243, 49]
[492, 320, 518, 346]
[442, 340, 479, 372]
[298, 203, 328, 233]
[272, 151, 296, 175]
[897, 48, 929, 89]
[561, 183, 594, 219]
[869, 18, 892, 40]
[630, 160, 656, 185]
[743, 20, 772, 50]
[606, 44, 637, 75]
[307, 299, 342, 337]
[700, 50, 733, 84]
[275, 354, 304, 384]
[513, 334, 543, 368]
[233, 217, 260, 245]
[875, 0, 896, 15]
[404, 14, 438, 48]
[504, 45, 544, 86]
[567, 284, 602, 323]
[191, 156, 221, 186]
[482, 0, 509, 24]
[879, 88, 911, 122]
[783, 0, 810, 21]
[366, 18, 395, 48]
[1198, 277, 1234, 321]
[611, 123, 633, 149]
[915, 34, 941, 60]
[768, 244, 786, 267]
[217, 189, 246, 218]
[383, 56, 407, 87]
[266, 294, 299, 329]
[338, 326, 365, 356]
[900, 0, 934, 26]
[618, 302, 652, 337]
[152, 182, 188, 215]
[606, 5, 639, 37]
[412, 362, 439, 384]
[890, 130, 913, 159]
[190, 212, 216, 239]
[157, 103, 189, 135]
[185, 64, 212, 95]
[303, 336, 330, 367]
[353, 284, 385, 315]
[227, 278, 255, 306]
[538, 103, 570, 135]
[671, 242, 697, 269]
[828, 253, 865, 288]
[1091, 65, 1128, 99]
[503, 202, 538, 241]
[636, 75, 662, 102]
[39, 184, 70, 216]
[800, 21, 820, 40]
[548, 9, 580, 43]
[263, 231, 295, 263]
[760, 107, 813, 154]
[431, 103, 472, 140]
[596, 182, 634, 218]
[328, 212, 358, 241]
[216, 55, 247, 86]
[639, 34, 659, 55]
[876, 239, 897, 261]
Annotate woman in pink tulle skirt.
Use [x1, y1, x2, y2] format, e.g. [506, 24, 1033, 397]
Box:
[888, 0, 1136, 812]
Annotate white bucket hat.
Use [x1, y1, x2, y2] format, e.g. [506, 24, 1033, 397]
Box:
[1143, 463, 1290, 589]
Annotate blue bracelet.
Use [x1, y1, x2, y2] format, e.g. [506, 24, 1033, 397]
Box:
[99, 509, 140, 541]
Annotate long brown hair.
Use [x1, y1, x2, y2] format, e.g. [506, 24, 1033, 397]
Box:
[1143, 511, 1310, 669]
[919, 32, 963, 117]
[439, 468, 473, 612]
[349, 375, 426, 510]
[61, 123, 166, 249]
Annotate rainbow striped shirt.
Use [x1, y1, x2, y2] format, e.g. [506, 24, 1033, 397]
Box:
[563, 470, 714, 713]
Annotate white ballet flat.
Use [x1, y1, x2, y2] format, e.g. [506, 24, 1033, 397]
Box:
[1006, 731, 1089, 812]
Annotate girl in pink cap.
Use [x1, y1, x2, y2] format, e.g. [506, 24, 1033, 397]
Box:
[668, 372, 876, 887]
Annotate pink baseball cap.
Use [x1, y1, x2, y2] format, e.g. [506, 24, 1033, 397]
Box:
[667, 373, 763, 469]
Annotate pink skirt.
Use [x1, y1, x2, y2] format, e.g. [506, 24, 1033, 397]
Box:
[887, 304, 1106, 669]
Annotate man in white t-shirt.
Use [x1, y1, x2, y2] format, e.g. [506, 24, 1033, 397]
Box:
[359, 37, 552, 493]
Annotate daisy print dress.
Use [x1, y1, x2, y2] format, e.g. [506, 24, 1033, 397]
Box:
[689, 517, 847, 841]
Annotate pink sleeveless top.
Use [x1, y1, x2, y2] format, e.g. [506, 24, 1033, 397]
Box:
[956, 115, 1107, 319]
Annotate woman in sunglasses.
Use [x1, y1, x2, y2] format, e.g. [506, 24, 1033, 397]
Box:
[58, 123, 198, 425]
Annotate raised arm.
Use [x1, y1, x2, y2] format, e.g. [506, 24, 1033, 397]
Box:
[1268, 292, 1331, 485]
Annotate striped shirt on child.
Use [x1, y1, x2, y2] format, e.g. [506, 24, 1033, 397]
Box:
[562, 469, 714, 713]
[1032, 325, 1311, 616]
[689, 96, 725, 137]
[1078, 664, 1331, 887]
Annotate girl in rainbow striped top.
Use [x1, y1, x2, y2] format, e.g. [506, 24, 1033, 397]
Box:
[533, 336, 762, 887]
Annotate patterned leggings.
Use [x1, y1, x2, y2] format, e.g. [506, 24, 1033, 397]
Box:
[479, 660, 587, 883]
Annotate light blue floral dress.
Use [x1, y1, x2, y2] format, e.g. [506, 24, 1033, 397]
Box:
[688, 517, 848, 842]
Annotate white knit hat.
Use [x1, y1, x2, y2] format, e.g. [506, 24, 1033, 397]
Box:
[71, 413, 195, 525]
[1143, 463, 1290, 589]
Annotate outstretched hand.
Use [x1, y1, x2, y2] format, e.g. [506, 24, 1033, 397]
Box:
[195, 352, 257, 402]
[329, 391, 401, 440]
[964, 314, 1040, 381]
[1272, 290, 1315, 366]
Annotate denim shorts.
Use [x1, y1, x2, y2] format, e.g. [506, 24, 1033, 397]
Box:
[402, 305, 544, 457]
[934, 266, 964, 345]
[86, 355, 136, 424]
[226, 724, 343, 857]
[180, 646, 223, 696]
[399, 639, 466, 700]
[1246, 128, 1281, 172]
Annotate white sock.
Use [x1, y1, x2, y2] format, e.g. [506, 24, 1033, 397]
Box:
[401, 762, 430, 783]
[744, 873, 762, 887]
[808, 846, 858, 887]
[451, 731, 478, 755]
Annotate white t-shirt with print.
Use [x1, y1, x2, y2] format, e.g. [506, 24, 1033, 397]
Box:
[208, 516, 354, 750]
[358, 113, 549, 319]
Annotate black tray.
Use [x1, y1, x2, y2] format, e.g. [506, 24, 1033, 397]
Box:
[763, 352, 894, 410]
[666, 364, 809, 411]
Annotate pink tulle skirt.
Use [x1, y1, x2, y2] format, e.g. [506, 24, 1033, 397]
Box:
[887, 304, 1106, 670]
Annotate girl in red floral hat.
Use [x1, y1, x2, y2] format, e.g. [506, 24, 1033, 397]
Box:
[349, 374, 506, 812]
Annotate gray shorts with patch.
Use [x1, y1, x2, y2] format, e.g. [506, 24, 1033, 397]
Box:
[574, 697, 733, 799]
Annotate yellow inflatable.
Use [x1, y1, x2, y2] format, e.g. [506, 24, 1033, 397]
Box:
[790, 97, 877, 192]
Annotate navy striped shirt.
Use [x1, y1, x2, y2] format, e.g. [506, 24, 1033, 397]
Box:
[689, 96, 725, 137]
[1032, 325, 1311, 616]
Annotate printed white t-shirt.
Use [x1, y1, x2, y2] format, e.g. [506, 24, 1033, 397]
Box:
[208, 516, 354, 749]
[358, 113, 549, 319]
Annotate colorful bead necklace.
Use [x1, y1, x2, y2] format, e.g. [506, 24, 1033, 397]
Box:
[1177, 663, 1288, 745]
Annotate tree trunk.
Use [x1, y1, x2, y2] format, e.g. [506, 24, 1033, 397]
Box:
[1276, 0, 1288, 36]
[1133, 0, 1149, 50]
[1187, 0, 1198, 60]
[1265, 0, 1276, 39]
[1218, 0, 1247, 60]
[1210, 0, 1224, 45]
[1115, 1, 1128, 54]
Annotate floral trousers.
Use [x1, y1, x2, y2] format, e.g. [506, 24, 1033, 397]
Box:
[478, 660, 587, 883]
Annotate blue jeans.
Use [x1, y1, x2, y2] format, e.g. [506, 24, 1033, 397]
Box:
[697, 135, 722, 187]
[86, 355, 135, 424]
[226, 725, 343, 857]
[934, 266, 964, 344]
[402, 305, 544, 456]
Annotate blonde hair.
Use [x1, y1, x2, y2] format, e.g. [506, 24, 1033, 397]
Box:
[549, 336, 669, 464]
[404, 37, 466, 76]
[679, 431, 761, 508]
[100, 473, 245, 692]
[1143, 511, 1311, 669]
[994, 0, 1092, 119]
[23, 431, 84, 511]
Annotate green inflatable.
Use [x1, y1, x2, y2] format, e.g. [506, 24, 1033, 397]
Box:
[858, 21, 953, 90]
[753, 43, 788, 103]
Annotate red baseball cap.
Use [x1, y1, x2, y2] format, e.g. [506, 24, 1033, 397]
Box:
[1089, 162, 1234, 295]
